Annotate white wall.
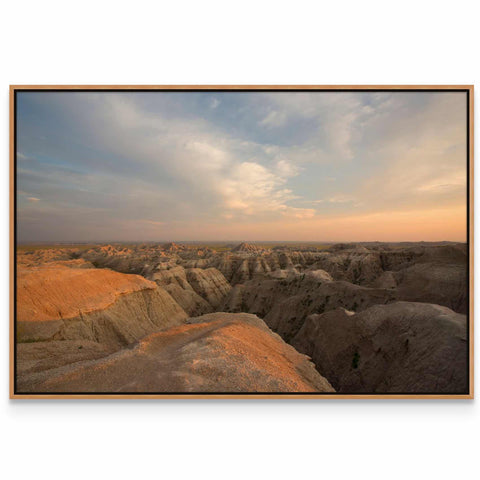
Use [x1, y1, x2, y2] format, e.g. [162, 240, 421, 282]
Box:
[1, 1, 478, 479]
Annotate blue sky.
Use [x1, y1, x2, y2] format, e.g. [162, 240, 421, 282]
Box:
[16, 91, 467, 242]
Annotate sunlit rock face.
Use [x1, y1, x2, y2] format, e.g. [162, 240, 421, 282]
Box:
[16, 262, 188, 347]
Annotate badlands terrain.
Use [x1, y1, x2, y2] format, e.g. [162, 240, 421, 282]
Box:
[16, 241, 468, 394]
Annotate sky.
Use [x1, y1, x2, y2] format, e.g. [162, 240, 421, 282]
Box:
[16, 90, 468, 243]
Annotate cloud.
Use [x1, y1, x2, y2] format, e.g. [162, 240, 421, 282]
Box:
[349, 94, 467, 215]
[314, 194, 356, 204]
[219, 161, 296, 214]
[260, 92, 368, 162]
[417, 183, 464, 193]
[141, 220, 165, 226]
[259, 110, 287, 128]
[284, 207, 315, 219]
[275, 159, 300, 178]
[17, 92, 315, 240]
[15, 91, 467, 241]
[27, 197, 40, 202]
[209, 98, 220, 109]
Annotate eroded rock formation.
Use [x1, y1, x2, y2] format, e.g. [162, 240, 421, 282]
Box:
[292, 302, 468, 393]
[17, 263, 188, 347]
[15, 241, 468, 394]
[17, 313, 334, 394]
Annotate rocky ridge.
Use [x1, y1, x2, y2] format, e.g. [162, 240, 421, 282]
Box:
[18, 313, 334, 393]
[17, 262, 188, 347]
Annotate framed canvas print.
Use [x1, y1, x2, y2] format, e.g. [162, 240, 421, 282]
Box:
[9, 85, 473, 399]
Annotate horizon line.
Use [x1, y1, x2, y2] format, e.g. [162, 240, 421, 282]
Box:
[16, 239, 467, 245]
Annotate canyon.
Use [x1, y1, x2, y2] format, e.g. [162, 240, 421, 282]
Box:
[16, 241, 468, 394]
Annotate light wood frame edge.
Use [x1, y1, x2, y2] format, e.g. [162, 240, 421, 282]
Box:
[9, 85, 475, 400]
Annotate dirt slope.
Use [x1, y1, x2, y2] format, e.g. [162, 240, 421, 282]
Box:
[292, 302, 468, 393]
[19, 313, 334, 394]
[17, 264, 158, 322]
[17, 264, 188, 346]
[186, 268, 232, 308]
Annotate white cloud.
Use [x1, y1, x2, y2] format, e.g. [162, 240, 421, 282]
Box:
[27, 197, 40, 202]
[51, 94, 310, 226]
[220, 162, 290, 213]
[210, 98, 220, 109]
[262, 92, 367, 163]
[274, 159, 300, 179]
[259, 110, 287, 128]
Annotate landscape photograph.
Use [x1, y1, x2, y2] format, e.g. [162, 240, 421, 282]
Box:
[11, 87, 472, 397]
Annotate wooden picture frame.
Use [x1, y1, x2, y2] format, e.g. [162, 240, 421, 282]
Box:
[10, 85, 474, 399]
